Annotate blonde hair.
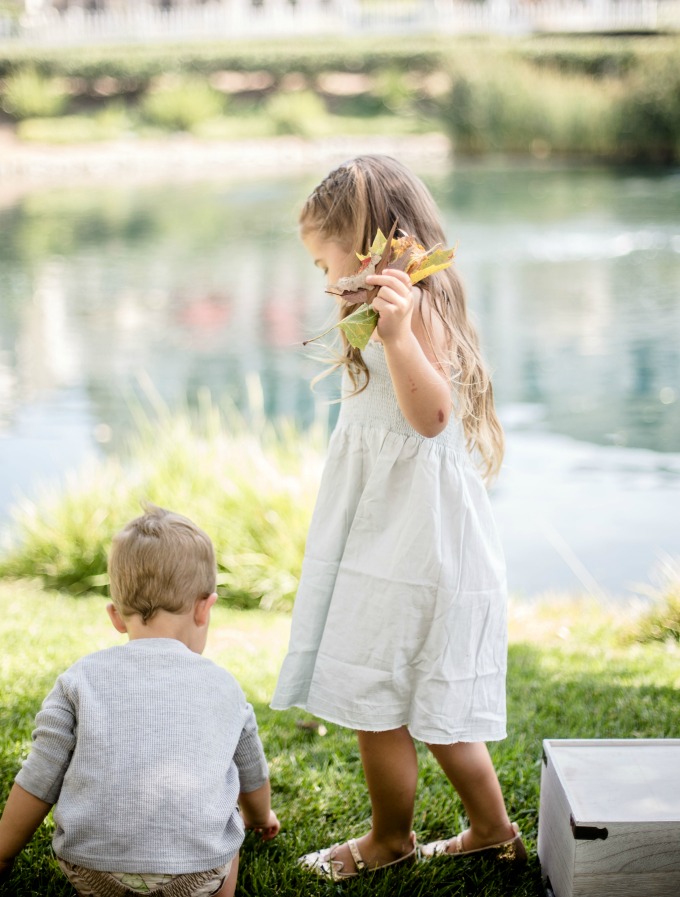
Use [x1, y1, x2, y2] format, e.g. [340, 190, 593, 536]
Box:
[108, 504, 216, 622]
[300, 154, 504, 481]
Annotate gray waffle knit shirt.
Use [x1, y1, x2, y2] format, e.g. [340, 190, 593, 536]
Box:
[16, 638, 270, 874]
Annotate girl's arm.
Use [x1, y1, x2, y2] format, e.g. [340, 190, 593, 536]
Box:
[367, 268, 452, 437]
[238, 779, 280, 841]
[0, 783, 53, 878]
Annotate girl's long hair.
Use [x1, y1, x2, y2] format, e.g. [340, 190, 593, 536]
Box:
[300, 154, 504, 481]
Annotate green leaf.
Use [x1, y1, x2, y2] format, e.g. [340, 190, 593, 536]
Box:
[302, 303, 379, 349]
[337, 304, 379, 349]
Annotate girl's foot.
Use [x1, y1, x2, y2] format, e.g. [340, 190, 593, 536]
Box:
[300, 831, 417, 879]
[420, 822, 527, 862]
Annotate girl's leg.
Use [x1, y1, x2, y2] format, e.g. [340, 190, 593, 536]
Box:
[328, 727, 418, 871]
[426, 741, 515, 851]
[211, 854, 239, 897]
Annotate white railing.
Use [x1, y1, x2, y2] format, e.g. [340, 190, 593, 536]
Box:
[1, 0, 679, 44]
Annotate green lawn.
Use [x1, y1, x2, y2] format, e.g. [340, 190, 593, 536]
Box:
[1, 581, 678, 896]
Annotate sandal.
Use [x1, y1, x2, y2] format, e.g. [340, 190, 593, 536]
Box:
[299, 832, 418, 880]
[420, 822, 527, 863]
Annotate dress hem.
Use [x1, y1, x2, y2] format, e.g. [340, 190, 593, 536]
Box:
[269, 700, 505, 745]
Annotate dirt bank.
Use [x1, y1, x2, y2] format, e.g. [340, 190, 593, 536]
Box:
[0, 128, 451, 203]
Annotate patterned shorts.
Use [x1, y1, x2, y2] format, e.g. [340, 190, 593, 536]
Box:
[57, 858, 232, 897]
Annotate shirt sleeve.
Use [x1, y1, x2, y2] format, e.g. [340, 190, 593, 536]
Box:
[15, 675, 76, 805]
[233, 702, 269, 793]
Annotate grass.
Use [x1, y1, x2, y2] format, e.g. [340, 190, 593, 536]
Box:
[1, 581, 678, 897]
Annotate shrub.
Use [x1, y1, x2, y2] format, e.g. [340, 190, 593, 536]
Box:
[0, 394, 323, 611]
[140, 75, 226, 131]
[440, 54, 617, 158]
[264, 89, 327, 137]
[1, 67, 69, 119]
[614, 54, 680, 164]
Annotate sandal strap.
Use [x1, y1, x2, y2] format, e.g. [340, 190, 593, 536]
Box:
[347, 838, 366, 871]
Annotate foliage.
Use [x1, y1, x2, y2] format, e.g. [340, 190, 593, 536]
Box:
[440, 54, 619, 158]
[0, 585, 678, 896]
[139, 76, 226, 132]
[0, 395, 323, 611]
[0, 36, 446, 82]
[16, 103, 133, 143]
[0, 67, 69, 119]
[631, 558, 680, 643]
[2, 35, 680, 162]
[263, 89, 328, 137]
[614, 53, 680, 164]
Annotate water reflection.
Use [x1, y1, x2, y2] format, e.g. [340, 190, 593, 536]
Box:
[1, 161, 679, 595]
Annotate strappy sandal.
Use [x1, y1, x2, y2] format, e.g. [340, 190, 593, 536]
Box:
[299, 833, 418, 880]
[420, 822, 527, 863]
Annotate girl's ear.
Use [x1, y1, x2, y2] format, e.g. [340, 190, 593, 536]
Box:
[195, 592, 218, 627]
[106, 602, 128, 634]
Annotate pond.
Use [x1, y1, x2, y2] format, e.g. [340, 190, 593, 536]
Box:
[1, 159, 679, 598]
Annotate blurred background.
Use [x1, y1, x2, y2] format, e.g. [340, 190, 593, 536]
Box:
[0, 1, 679, 603]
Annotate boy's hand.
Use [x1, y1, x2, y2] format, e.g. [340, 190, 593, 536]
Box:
[245, 810, 280, 842]
[0, 858, 14, 883]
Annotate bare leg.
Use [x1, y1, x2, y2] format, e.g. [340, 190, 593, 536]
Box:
[212, 853, 239, 897]
[426, 741, 515, 852]
[328, 727, 417, 872]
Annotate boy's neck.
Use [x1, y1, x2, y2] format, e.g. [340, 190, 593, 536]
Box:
[107, 597, 214, 655]
[125, 610, 193, 645]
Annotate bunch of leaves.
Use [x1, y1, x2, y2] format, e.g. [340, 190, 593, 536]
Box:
[304, 224, 455, 350]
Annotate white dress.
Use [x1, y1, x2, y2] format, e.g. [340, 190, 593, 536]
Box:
[271, 340, 507, 744]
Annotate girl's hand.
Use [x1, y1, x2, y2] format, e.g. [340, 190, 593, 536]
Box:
[245, 810, 280, 842]
[365, 269, 415, 343]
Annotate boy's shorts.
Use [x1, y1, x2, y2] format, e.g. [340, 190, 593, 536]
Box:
[57, 857, 232, 897]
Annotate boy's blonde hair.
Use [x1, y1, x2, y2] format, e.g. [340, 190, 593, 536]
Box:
[300, 154, 504, 481]
[108, 505, 216, 622]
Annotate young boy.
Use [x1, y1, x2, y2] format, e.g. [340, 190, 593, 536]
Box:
[0, 505, 279, 897]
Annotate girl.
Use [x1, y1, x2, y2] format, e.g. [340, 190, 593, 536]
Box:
[271, 155, 525, 879]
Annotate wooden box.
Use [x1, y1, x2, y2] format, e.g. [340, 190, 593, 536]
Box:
[538, 739, 680, 897]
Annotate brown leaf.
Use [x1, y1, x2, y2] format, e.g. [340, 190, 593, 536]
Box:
[326, 220, 398, 305]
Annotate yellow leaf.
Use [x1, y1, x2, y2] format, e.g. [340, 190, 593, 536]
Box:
[407, 246, 456, 285]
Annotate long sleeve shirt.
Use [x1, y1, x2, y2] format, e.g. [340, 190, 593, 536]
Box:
[16, 638, 269, 874]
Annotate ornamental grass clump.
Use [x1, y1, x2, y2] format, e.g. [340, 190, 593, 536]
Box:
[632, 557, 680, 643]
[0, 391, 323, 611]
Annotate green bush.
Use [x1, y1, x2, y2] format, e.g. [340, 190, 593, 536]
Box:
[441, 54, 618, 158]
[1, 67, 69, 119]
[140, 75, 226, 131]
[264, 89, 327, 137]
[0, 395, 322, 611]
[615, 54, 680, 164]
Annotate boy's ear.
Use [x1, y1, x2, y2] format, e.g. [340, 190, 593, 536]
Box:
[195, 592, 218, 627]
[106, 602, 128, 634]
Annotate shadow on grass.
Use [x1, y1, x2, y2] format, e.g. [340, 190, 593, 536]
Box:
[2, 643, 679, 896]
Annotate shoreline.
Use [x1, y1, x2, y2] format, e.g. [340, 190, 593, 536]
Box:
[0, 130, 451, 202]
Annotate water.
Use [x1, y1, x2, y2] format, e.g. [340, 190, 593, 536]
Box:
[1, 160, 679, 598]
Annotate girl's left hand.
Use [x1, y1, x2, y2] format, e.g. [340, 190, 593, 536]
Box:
[366, 269, 415, 342]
